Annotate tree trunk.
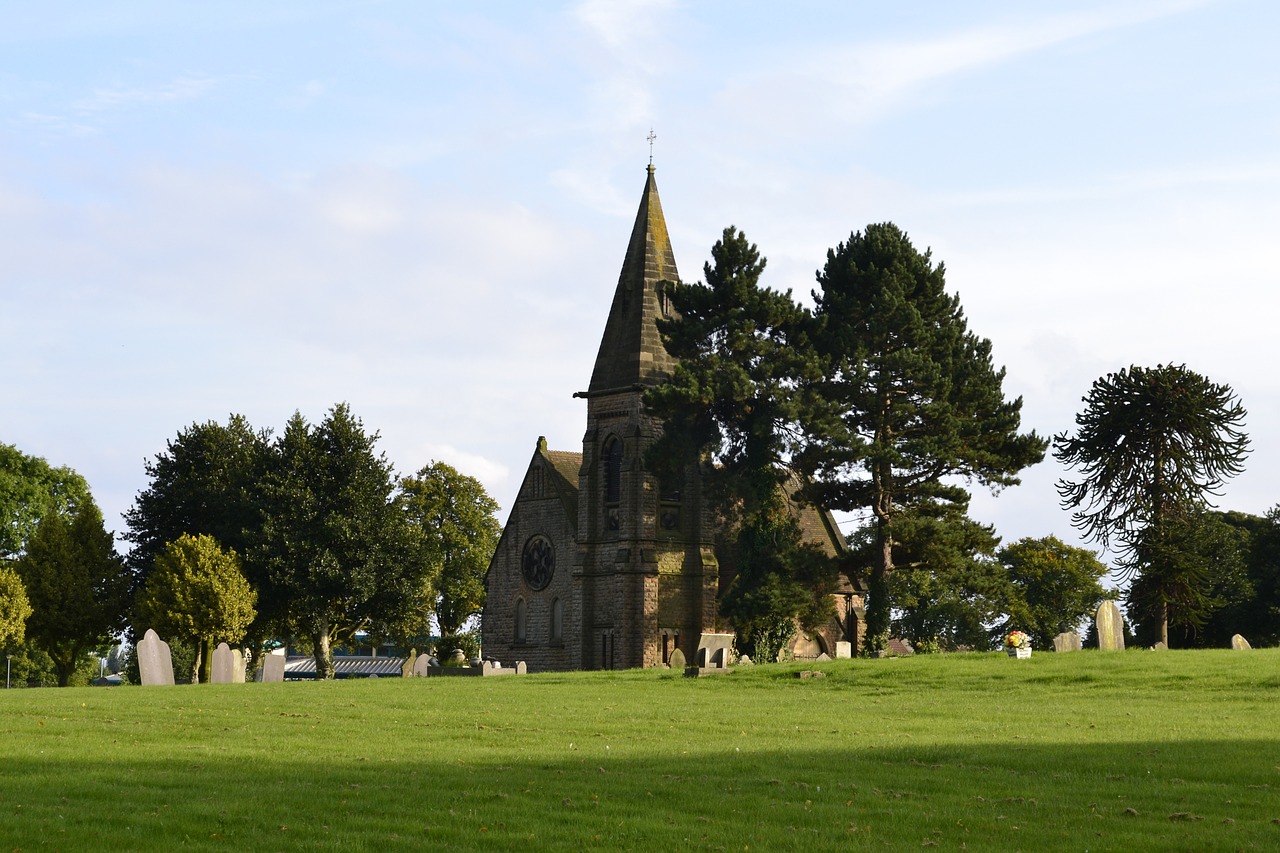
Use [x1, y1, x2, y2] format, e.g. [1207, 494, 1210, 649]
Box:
[191, 639, 204, 684]
[862, 521, 893, 657]
[1160, 601, 1169, 648]
[312, 621, 335, 680]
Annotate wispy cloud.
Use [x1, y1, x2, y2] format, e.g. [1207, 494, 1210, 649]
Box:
[722, 0, 1217, 127]
[73, 73, 223, 112]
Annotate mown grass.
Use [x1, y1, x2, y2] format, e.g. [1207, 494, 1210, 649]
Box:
[2, 649, 1278, 851]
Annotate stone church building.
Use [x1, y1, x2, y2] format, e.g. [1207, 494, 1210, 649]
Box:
[481, 166, 864, 671]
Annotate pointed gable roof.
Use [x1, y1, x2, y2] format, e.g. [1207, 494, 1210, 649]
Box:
[583, 165, 681, 396]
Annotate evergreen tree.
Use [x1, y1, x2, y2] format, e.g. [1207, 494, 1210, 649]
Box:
[1055, 364, 1249, 645]
[257, 405, 418, 679]
[15, 500, 130, 686]
[645, 227, 835, 655]
[803, 223, 1046, 655]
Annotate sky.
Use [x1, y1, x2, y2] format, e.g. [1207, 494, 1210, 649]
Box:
[3, 0, 1278, 578]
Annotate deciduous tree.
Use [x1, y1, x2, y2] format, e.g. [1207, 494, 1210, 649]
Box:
[399, 461, 500, 642]
[1, 442, 90, 559]
[997, 536, 1109, 650]
[0, 563, 32, 649]
[1055, 364, 1249, 645]
[803, 223, 1046, 654]
[134, 533, 256, 683]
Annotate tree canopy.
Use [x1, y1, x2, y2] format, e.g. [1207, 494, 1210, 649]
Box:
[997, 536, 1110, 650]
[1055, 364, 1249, 645]
[1, 442, 90, 560]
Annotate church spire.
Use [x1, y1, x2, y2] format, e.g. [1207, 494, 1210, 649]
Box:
[582, 165, 681, 396]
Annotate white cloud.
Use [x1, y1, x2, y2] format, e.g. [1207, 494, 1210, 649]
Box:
[73, 73, 224, 112]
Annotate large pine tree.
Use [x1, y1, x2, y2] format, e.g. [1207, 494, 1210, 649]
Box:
[802, 223, 1046, 655]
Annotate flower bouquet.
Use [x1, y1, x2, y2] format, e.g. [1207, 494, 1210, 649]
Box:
[1004, 630, 1032, 658]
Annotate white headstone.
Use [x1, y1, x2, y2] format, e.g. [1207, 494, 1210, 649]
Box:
[137, 629, 175, 686]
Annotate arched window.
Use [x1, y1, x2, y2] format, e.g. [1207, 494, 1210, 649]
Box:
[514, 598, 527, 643]
[603, 437, 622, 505]
[550, 598, 563, 642]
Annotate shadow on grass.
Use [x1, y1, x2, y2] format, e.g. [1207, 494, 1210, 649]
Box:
[2, 736, 1277, 852]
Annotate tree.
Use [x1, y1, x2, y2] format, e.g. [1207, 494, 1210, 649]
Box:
[1, 442, 90, 559]
[645, 227, 835, 656]
[1054, 364, 1250, 646]
[802, 223, 1047, 655]
[996, 536, 1109, 651]
[0, 563, 32, 649]
[134, 533, 256, 683]
[1202, 508, 1280, 648]
[257, 405, 419, 679]
[885, 510, 1008, 651]
[124, 415, 278, 644]
[399, 461, 501, 642]
[14, 500, 131, 686]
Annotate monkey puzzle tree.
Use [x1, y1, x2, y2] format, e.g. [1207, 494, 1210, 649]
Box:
[802, 223, 1046, 655]
[1055, 363, 1249, 646]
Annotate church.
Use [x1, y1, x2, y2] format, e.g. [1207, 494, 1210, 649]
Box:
[481, 165, 864, 671]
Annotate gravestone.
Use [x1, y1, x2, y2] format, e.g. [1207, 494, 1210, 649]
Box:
[695, 633, 734, 669]
[1095, 601, 1125, 651]
[412, 652, 433, 677]
[1052, 632, 1082, 653]
[210, 642, 246, 683]
[259, 649, 286, 682]
[1231, 633, 1252, 650]
[668, 648, 686, 670]
[815, 652, 831, 662]
[835, 641, 853, 659]
[137, 629, 175, 686]
[1153, 641, 1168, 651]
[400, 649, 417, 678]
[515, 661, 527, 674]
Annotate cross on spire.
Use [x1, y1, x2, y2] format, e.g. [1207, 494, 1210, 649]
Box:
[647, 129, 656, 165]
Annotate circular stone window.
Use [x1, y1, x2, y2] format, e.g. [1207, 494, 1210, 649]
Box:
[521, 535, 555, 591]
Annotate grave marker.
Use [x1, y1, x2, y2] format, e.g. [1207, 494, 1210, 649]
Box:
[138, 629, 175, 686]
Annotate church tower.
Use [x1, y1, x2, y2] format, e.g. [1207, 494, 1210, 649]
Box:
[480, 165, 858, 671]
[572, 165, 720, 669]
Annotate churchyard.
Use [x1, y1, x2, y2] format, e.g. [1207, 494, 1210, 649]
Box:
[1, 648, 1277, 852]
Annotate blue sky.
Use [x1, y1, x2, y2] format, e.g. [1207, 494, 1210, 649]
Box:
[3, 0, 1277, 575]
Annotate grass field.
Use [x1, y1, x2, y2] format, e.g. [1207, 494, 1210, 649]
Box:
[2, 649, 1278, 852]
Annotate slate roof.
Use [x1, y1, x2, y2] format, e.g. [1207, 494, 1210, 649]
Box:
[585, 165, 681, 395]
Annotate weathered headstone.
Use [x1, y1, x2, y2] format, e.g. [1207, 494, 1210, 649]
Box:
[1153, 641, 1168, 651]
[515, 661, 527, 674]
[1096, 601, 1125, 651]
[695, 633, 734, 669]
[668, 647, 686, 669]
[210, 642, 246, 683]
[1231, 633, 1252, 650]
[400, 649, 417, 678]
[259, 649, 286, 682]
[137, 629, 175, 686]
[1052, 632, 1082, 653]
[835, 641, 853, 659]
[815, 652, 832, 662]
[412, 652, 433, 677]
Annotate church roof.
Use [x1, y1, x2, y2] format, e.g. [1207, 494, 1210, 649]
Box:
[584, 165, 681, 396]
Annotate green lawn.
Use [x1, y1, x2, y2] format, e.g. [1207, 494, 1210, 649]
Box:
[2, 649, 1278, 851]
